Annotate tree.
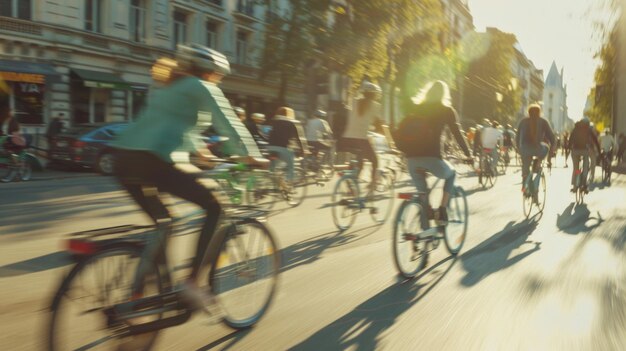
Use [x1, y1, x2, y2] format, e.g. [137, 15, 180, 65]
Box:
[587, 28, 617, 129]
[461, 29, 522, 125]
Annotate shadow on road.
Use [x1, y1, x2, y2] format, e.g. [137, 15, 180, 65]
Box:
[196, 329, 251, 351]
[460, 218, 541, 287]
[289, 256, 457, 351]
[0, 251, 71, 277]
[556, 202, 603, 235]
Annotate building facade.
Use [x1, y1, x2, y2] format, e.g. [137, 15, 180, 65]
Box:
[0, 0, 305, 136]
[543, 61, 569, 133]
[511, 42, 543, 125]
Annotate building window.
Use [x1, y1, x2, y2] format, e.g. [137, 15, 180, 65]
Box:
[0, 0, 32, 20]
[4, 81, 45, 124]
[173, 10, 188, 47]
[206, 20, 219, 49]
[85, 0, 102, 33]
[130, 0, 147, 43]
[237, 0, 254, 16]
[236, 31, 249, 65]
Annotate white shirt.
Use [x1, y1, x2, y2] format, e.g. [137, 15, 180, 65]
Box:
[305, 118, 332, 142]
[599, 134, 616, 152]
[342, 100, 381, 140]
[480, 127, 502, 149]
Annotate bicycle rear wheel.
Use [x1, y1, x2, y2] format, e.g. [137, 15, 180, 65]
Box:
[48, 245, 162, 351]
[368, 171, 394, 225]
[285, 167, 307, 207]
[536, 173, 547, 212]
[523, 176, 534, 219]
[445, 186, 468, 255]
[0, 164, 15, 182]
[209, 219, 280, 329]
[392, 200, 428, 278]
[331, 176, 359, 231]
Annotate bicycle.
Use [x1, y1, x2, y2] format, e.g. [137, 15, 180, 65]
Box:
[522, 157, 547, 218]
[247, 151, 308, 210]
[572, 169, 585, 204]
[498, 146, 510, 174]
[331, 160, 394, 231]
[48, 203, 280, 350]
[302, 143, 336, 183]
[477, 148, 497, 188]
[0, 137, 32, 183]
[601, 151, 612, 186]
[392, 169, 469, 278]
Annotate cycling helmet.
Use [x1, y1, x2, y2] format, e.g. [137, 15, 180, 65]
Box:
[176, 43, 230, 76]
[581, 117, 590, 125]
[361, 82, 382, 94]
[233, 106, 245, 115]
[313, 109, 327, 118]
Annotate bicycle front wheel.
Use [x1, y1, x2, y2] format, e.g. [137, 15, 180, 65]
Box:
[48, 246, 162, 351]
[368, 171, 394, 225]
[392, 200, 428, 278]
[445, 186, 468, 255]
[0, 164, 15, 182]
[523, 179, 534, 219]
[331, 176, 359, 231]
[209, 219, 280, 329]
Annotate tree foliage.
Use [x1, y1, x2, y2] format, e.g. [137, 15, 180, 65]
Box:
[461, 29, 522, 125]
[587, 27, 617, 128]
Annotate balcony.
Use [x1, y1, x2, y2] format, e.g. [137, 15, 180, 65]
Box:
[0, 16, 42, 36]
[233, 0, 258, 24]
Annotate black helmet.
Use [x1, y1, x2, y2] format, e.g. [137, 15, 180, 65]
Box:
[176, 43, 230, 76]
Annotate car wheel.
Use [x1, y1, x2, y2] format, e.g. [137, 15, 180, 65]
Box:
[97, 152, 115, 175]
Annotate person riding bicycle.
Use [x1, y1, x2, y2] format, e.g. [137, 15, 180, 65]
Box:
[337, 82, 383, 190]
[395, 80, 472, 223]
[0, 103, 26, 155]
[480, 119, 502, 172]
[566, 117, 600, 193]
[599, 128, 616, 166]
[515, 104, 556, 193]
[111, 44, 264, 308]
[305, 109, 333, 157]
[267, 106, 308, 186]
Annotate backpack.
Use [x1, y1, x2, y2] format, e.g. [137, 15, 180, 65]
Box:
[569, 122, 589, 149]
[392, 115, 425, 154]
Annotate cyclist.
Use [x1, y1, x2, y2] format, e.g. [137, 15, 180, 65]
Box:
[566, 117, 600, 193]
[305, 109, 333, 157]
[337, 82, 383, 189]
[0, 103, 26, 154]
[395, 80, 472, 222]
[111, 44, 263, 308]
[599, 128, 616, 167]
[515, 104, 556, 193]
[236, 106, 268, 143]
[480, 119, 502, 172]
[267, 106, 308, 185]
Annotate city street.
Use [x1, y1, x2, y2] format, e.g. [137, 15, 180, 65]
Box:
[1, 157, 625, 350]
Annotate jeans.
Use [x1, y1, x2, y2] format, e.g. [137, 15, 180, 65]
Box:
[571, 149, 590, 186]
[520, 143, 549, 181]
[407, 157, 456, 196]
[267, 145, 295, 181]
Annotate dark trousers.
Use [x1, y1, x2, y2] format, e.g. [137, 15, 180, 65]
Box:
[114, 149, 221, 288]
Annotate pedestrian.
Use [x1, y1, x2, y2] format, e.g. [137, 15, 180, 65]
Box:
[46, 113, 65, 152]
[618, 132, 625, 163]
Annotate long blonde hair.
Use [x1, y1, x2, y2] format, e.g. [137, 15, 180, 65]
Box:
[413, 80, 451, 107]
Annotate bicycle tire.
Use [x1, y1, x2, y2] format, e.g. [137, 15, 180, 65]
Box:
[537, 173, 547, 212]
[285, 167, 307, 207]
[208, 219, 280, 329]
[19, 160, 32, 181]
[368, 171, 394, 225]
[445, 186, 468, 255]
[48, 245, 162, 351]
[0, 164, 15, 182]
[331, 176, 359, 231]
[246, 173, 275, 211]
[392, 200, 428, 278]
[523, 176, 534, 219]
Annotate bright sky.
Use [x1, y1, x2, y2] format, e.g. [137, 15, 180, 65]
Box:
[468, 0, 614, 119]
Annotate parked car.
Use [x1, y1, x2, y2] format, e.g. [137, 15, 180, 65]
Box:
[48, 123, 127, 175]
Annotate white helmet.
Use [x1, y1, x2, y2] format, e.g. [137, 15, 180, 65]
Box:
[361, 82, 382, 94]
[176, 44, 230, 76]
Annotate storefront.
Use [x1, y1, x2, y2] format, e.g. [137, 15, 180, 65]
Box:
[0, 60, 58, 127]
[70, 69, 131, 125]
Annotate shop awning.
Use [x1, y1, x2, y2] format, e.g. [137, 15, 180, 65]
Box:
[72, 68, 131, 90]
[0, 60, 59, 84]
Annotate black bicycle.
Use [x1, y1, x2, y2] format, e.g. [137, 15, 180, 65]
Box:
[392, 168, 469, 278]
[47, 202, 280, 350]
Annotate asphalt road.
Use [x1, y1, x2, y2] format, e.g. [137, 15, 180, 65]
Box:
[1, 156, 625, 350]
